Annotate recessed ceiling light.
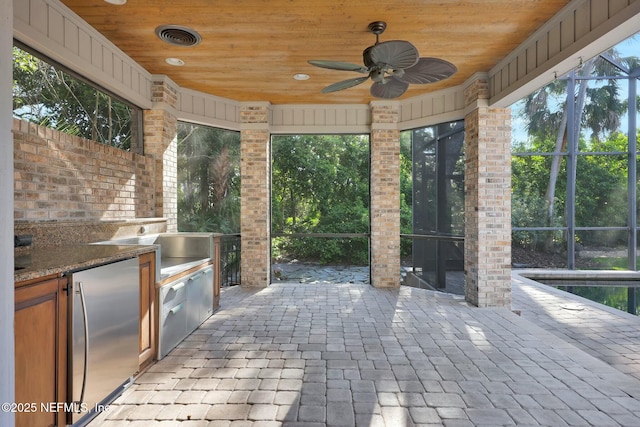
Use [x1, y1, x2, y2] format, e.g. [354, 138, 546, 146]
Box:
[104, 0, 127, 4]
[293, 73, 310, 81]
[165, 57, 185, 66]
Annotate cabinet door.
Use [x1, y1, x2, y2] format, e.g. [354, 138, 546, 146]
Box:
[15, 277, 67, 427]
[138, 252, 156, 369]
[186, 266, 213, 331]
[202, 266, 214, 321]
[186, 270, 204, 331]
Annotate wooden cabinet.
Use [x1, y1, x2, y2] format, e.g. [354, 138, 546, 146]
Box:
[14, 276, 67, 427]
[138, 251, 156, 369]
[13, 248, 157, 425]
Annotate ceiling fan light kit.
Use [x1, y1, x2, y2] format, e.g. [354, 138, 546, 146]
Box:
[309, 21, 457, 99]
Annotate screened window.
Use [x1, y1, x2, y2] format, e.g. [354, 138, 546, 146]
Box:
[511, 35, 640, 270]
[12, 44, 141, 152]
[177, 122, 241, 233]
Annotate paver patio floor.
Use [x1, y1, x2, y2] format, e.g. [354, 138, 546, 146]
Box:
[88, 281, 640, 426]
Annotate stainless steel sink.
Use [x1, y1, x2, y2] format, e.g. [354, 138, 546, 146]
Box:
[91, 233, 214, 281]
[100, 235, 161, 246]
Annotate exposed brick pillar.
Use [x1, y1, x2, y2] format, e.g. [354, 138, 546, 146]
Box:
[370, 101, 401, 288]
[463, 74, 512, 307]
[143, 78, 178, 231]
[240, 102, 271, 287]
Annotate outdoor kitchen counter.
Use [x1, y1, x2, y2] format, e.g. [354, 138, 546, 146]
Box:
[14, 244, 156, 285]
[159, 257, 212, 283]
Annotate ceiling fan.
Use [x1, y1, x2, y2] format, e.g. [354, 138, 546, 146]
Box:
[308, 21, 457, 99]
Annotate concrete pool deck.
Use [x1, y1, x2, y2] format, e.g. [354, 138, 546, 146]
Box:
[512, 270, 640, 384]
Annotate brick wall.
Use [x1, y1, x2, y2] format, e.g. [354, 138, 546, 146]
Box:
[464, 76, 512, 307]
[370, 102, 401, 288]
[13, 119, 155, 221]
[240, 103, 271, 287]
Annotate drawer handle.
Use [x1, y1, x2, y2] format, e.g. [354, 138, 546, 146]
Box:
[171, 282, 185, 292]
[189, 272, 204, 281]
[169, 304, 183, 315]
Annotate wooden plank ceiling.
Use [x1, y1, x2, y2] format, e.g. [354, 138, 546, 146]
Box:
[61, 0, 570, 105]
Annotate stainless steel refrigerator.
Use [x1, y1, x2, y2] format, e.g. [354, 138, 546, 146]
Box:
[69, 257, 139, 426]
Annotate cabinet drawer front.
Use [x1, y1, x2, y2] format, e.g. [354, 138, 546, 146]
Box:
[160, 279, 187, 310]
[158, 302, 187, 358]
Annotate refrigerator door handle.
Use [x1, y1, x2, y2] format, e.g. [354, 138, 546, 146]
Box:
[76, 281, 90, 407]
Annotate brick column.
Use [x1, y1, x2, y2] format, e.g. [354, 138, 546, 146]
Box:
[240, 102, 271, 287]
[143, 77, 178, 231]
[463, 74, 512, 307]
[370, 101, 401, 288]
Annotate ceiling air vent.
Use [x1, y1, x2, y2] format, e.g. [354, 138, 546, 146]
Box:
[155, 25, 202, 47]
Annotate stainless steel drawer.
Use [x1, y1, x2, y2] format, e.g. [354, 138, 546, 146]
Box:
[158, 301, 187, 359]
[160, 279, 187, 309]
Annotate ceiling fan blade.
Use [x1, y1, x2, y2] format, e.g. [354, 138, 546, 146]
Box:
[396, 57, 457, 84]
[308, 60, 368, 73]
[369, 40, 419, 70]
[321, 76, 370, 93]
[370, 78, 409, 99]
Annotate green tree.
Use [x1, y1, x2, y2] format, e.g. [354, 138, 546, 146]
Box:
[271, 134, 370, 264]
[575, 133, 628, 242]
[12, 46, 134, 149]
[177, 123, 240, 233]
[512, 131, 630, 250]
[518, 50, 637, 249]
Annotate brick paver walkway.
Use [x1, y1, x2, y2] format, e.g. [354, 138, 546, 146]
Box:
[89, 282, 640, 426]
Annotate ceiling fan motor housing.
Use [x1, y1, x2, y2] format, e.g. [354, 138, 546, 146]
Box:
[367, 21, 387, 36]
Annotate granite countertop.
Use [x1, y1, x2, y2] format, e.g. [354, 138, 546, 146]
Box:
[14, 244, 157, 284]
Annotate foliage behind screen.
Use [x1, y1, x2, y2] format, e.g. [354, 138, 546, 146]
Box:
[271, 134, 370, 264]
[12, 46, 137, 151]
[177, 122, 241, 233]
